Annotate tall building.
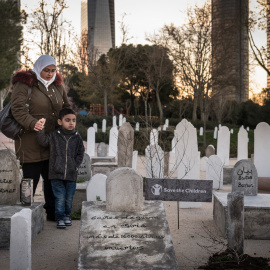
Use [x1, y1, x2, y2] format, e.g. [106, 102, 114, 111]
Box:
[81, 0, 115, 61]
[212, 0, 249, 102]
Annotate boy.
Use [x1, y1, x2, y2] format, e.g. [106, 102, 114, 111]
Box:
[36, 108, 85, 229]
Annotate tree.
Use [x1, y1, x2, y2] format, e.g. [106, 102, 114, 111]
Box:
[0, 0, 25, 108]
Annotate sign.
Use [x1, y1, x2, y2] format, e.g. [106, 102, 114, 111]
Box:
[145, 178, 213, 202]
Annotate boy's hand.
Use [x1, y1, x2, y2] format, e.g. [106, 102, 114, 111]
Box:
[34, 118, 46, 131]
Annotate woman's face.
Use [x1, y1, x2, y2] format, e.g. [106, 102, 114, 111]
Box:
[40, 65, 56, 81]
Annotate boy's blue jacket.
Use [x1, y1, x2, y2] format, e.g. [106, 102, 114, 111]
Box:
[37, 128, 85, 181]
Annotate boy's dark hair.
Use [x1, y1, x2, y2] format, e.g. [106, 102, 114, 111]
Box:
[58, 108, 76, 120]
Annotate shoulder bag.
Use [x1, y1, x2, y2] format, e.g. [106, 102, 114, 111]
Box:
[0, 88, 32, 140]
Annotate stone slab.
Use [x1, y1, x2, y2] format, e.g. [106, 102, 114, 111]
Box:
[223, 165, 233, 184]
[213, 192, 270, 239]
[72, 182, 88, 214]
[78, 201, 179, 270]
[0, 202, 44, 249]
[92, 162, 118, 177]
[91, 157, 116, 164]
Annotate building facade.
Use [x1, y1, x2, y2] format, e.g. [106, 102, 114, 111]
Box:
[81, 0, 115, 61]
[212, 0, 249, 102]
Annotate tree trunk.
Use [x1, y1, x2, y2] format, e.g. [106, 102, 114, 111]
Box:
[192, 93, 198, 121]
[156, 91, 163, 121]
[104, 90, 108, 117]
[144, 98, 148, 136]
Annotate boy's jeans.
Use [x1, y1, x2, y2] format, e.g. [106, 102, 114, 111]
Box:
[51, 180, 76, 220]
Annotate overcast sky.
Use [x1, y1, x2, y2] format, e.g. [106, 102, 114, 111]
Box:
[21, 0, 267, 93]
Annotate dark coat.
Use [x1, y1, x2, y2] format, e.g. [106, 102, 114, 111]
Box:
[36, 128, 85, 181]
[11, 70, 70, 163]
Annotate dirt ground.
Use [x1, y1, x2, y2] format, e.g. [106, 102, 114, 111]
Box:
[0, 133, 270, 269]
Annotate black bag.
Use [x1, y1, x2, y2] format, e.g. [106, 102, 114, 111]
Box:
[0, 88, 32, 140]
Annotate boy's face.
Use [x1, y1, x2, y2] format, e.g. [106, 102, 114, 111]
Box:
[58, 114, 76, 130]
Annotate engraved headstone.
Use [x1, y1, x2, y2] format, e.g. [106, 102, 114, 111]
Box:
[237, 126, 248, 160]
[77, 153, 91, 181]
[117, 122, 134, 168]
[254, 122, 270, 177]
[108, 127, 118, 157]
[217, 126, 230, 165]
[86, 173, 107, 201]
[232, 159, 258, 196]
[205, 144, 215, 157]
[10, 209, 31, 270]
[206, 155, 223, 189]
[97, 142, 107, 157]
[0, 149, 20, 205]
[145, 144, 164, 178]
[227, 192, 244, 254]
[107, 168, 143, 212]
[150, 129, 158, 145]
[102, 119, 106, 133]
[112, 116, 117, 127]
[87, 127, 95, 157]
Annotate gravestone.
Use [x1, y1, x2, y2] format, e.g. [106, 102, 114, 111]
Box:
[108, 127, 118, 157]
[93, 123, 98, 132]
[165, 118, 169, 127]
[0, 149, 20, 205]
[79, 167, 179, 269]
[10, 208, 31, 270]
[254, 122, 270, 177]
[205, 145, 215, 157]
[237, 126, 248, 161]
[199, 127, 203, 136]
[117, 122, 134, 168]
[145, 144, 164, 178]
[119, 114, 123, 127]
[102, 119, 106, 133]
[150, 129, 158, 145]
[132, 150, 138, 171]
[97, 142, 107, 157]
[171, 136, 176, 153]
[169, 151, 176, 174]
[122, 117, 126, 124]
[200, 156, 208, 172]
[247, 126, 250, 131]
[218, 124, 221, 129]
[217, 126, 230, 165]
[86, 174, 107, 201]
[227, 192, 244, 254]
[77, 153, 91, 181]
[230, 129, 234, 134]
[112, 116, 117, 127]
[206, 155, 223, 189]
[107, 168, 143, 212]
[157, 126, 161, 131]
[135, 122, 139, 131]
[87, 127, 95, 157]
[163, 125, 167, 131]
[232, 159, 258, 196]
[213, 127, 217, 139]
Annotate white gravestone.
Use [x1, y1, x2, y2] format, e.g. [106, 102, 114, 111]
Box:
[150, 129, 158, 145]
[132, 150, 138, 171]
[237, 126, 248, 161]
[169, 151, 176, 174]
[254, 122, 270, 177]
[119, 114, 123, 127]
[247, 127, 250, 131]
[112, 116, 117, 127]
[93, 123, 98, 132]
[171, 136, 176, 153]
[145, 144, 164, 178]
[87, 127, 95, 157]
[10, 208, 31, 270]
[87, 174, 107, 201]
[157, 126, 161, 131]
[217, 126, 230, 165]
[232, 159, 258, 196]
[218, 124, 221, 129]
[165, 119, 169, 127]
[122, 117, 126, 124]
[206, 155, 223, 189]
[214, 127, 217, 139]
[230, 129, 234, 134]
[0, 149, 21, 205]
[108, 127, 118, 157]
[163, 125, 167, 131]
[106, 167, 143, 212]
[199, 127, 203, 136]
[200, 156, 208, 172]
[135, 122, 139, 131]
[102, 119, 106, 133]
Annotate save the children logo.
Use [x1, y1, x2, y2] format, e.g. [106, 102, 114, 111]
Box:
[151, 184, 162, 195]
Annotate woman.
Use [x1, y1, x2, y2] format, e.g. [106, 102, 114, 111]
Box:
[11, 55, 70, 221]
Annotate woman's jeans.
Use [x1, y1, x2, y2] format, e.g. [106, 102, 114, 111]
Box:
[51, 180, 76, 220]
[22, 160, 55, 220]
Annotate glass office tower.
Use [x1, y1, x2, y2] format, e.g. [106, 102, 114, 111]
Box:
[81, 0, 115, 60]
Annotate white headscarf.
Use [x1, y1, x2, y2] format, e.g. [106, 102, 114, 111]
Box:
[32, 55, 57, 88]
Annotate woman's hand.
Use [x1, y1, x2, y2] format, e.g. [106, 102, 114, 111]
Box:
[34, 118, 46, 131]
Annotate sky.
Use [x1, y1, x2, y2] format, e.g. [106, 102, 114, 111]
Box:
[21, 0, 267, 94]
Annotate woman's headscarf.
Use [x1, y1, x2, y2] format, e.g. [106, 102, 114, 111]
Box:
[32, 55, 57, 88]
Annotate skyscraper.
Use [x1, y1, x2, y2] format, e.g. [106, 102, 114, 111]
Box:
[81, 0, 115, 61]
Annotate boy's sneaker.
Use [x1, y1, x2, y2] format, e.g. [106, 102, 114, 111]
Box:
[57, 219, 66, 229]
[64, 215, 72, 226]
